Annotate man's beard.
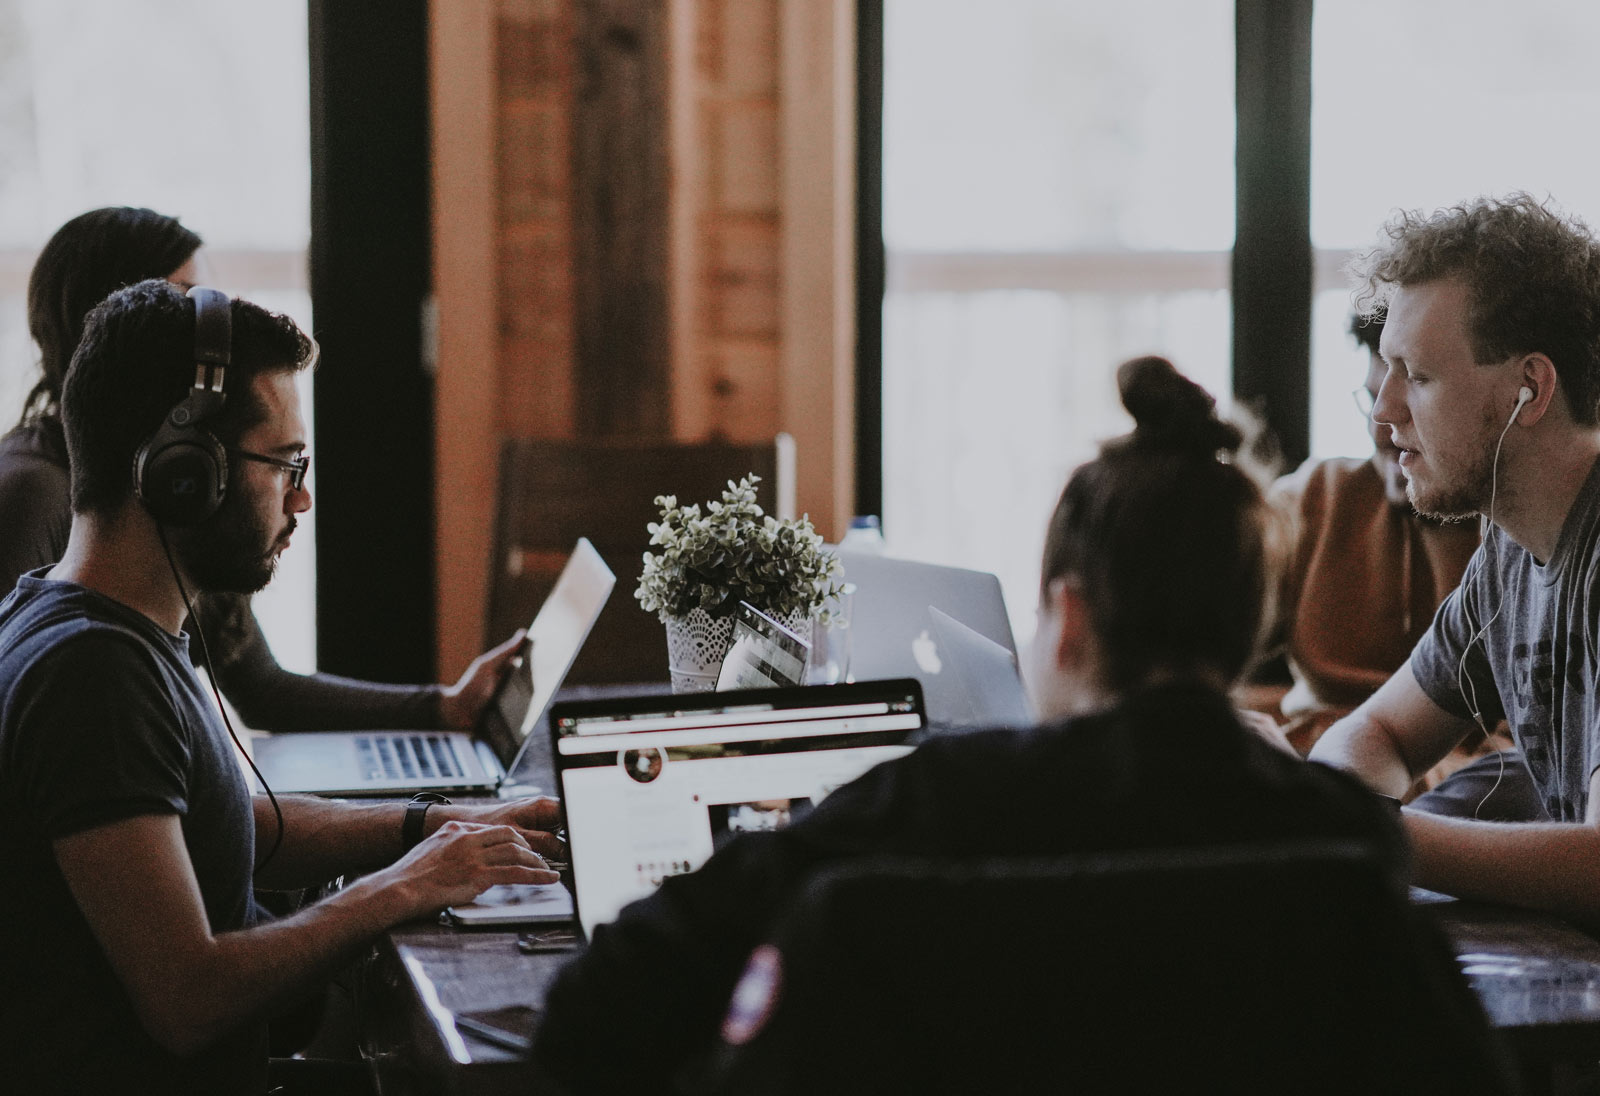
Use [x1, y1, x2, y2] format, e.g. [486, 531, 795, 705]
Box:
[1407, 445, 1496, 522]
[172, 500, 293, 595]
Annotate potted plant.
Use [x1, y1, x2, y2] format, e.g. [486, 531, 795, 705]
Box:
[636, 474, 844, 692]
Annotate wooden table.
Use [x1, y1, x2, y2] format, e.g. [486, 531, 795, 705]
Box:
[1425, 894, 1600, 1071]
[358, 684, 657, 1094]
[359, 922, 564, 1095]
[359, 891, 1600, 1095]
[356, 688, 1600, 1092]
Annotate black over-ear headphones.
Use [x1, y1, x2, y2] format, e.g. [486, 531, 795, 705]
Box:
[133, 286, 232, 525]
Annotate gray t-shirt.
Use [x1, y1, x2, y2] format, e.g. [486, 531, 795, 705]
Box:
[1412, 456, 1600, 822]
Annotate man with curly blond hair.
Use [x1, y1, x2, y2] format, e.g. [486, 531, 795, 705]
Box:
[1312, 193, 1600, 918]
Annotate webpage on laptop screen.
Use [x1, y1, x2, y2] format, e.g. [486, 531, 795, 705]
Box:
[555, 693, 921, 937]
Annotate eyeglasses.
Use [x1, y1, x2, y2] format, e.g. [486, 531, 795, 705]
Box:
[231, 448, 309, 491]
[1351, 386, 1376, 418]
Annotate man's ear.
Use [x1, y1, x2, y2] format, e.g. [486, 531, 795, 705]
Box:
[1047, 577, 1093, 671]
[1514, 353, 1559, 426]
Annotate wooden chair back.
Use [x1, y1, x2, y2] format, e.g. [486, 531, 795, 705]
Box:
[485, 436, 793, 684]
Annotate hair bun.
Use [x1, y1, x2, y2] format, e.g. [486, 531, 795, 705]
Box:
[1116, 355, 1242, 457]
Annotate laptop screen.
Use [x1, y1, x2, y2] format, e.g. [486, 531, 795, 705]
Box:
[551, 679, 925, 940]
[478, 537, 616, 774]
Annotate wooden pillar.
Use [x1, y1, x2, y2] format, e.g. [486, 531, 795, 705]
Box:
[572, 0, 672, 436]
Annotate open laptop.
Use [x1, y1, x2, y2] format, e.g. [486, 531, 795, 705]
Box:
[253, 538, 615, 797]
[549, 679, 925, 940]
[838, 550, 1022, 729]
[922, 606, 1033, 729]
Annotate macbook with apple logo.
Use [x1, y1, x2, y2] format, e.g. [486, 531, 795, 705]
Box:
[837, 550, 1031, 732]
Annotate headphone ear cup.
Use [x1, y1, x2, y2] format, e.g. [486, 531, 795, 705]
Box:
[134, 420, 228, 526]
[133, 286, 232, 526]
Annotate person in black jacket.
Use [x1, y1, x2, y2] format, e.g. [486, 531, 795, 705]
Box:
[532, 355, 1407, 1094]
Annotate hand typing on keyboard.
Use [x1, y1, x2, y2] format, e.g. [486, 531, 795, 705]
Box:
[382, 818, 561, 914]
[423, 795, 567, 861]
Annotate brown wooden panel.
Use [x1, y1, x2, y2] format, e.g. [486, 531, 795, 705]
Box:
[572, 0, 671, 437]
[486, 437, 784, 683]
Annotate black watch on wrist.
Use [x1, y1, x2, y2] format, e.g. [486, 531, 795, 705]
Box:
[402, 792, 452, 850]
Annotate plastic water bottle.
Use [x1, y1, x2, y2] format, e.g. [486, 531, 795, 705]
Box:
[839, 515, 886, 554]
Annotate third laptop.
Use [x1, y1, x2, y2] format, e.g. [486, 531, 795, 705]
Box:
[252, 538, 615, 797]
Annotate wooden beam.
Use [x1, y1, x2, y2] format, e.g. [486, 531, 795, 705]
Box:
[572, 0, 672, 436]
[431, 0, 500, 678]
[779, 0, 856, 539]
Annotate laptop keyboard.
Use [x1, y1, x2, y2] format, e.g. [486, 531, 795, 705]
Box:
[355, 734, 465, 781]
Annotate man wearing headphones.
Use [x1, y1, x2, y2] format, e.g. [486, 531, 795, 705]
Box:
[1311, 194, 1600, 920]
[0, 280, 562, 1092]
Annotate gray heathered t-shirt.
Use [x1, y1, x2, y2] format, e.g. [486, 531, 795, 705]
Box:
[1412, 456, 1600, 822]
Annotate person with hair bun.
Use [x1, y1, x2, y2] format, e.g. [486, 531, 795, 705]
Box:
[531, 357, 1405, 1094]
[0, 207, 527, 735]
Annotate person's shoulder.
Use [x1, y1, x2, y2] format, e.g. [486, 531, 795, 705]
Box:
[903, 713, 1135, 795]
[1245, 726, 1399, 824]
[907, 723, 1058, 771]
[814, 724, 1056, 815]
[0, 584, 170, 683]
[0, 423, 71, 531]
[0, 421, 68, 474]
[0, 609, 178, 751]
[1272, 457, 1376, 509]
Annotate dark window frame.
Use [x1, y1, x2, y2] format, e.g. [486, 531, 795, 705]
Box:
[308, 0, 435, 682]
[856, 0, 1317, 509]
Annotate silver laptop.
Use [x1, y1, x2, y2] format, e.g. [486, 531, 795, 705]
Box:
[838, 550, 1021, 729]
[253, 538, 615, 796]
[923, 605, 1033, 729]
[549, 679, 925, 940]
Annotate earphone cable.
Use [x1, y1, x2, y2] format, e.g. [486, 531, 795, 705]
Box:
[157, 525, 286, 873]
[1455, 404, 1519, 820]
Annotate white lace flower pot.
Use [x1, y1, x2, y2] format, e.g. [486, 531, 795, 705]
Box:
[664, 606, 812, 693]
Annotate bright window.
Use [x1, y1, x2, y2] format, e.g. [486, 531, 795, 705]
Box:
[882, 0, 1235, 643]
[1309, 0, 1600, 461]
[0, 0, 314, 669]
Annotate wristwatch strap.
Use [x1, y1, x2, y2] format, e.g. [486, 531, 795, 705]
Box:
[403, 792, 452, 850]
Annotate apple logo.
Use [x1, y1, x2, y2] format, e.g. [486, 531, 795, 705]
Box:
[911, 629, 942, 675]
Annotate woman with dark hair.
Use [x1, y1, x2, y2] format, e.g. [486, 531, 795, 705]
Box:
[0, 207, 516, 732]
[532, 356, 1408, 1093]
[1, 207, 203, 583]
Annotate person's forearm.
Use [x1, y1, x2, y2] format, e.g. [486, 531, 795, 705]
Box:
[205, 595, 440, 731]
[251, 795, 533, 889]
[1405, 812, 1600, 921]
[152, 865, 418, 1054]
[252, 795, 410, 889]
[1308, 712, 1416, 798]
[62, 811, 550, 1059]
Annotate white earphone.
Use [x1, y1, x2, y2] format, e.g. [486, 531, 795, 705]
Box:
[1510, 385, 1534, 424]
